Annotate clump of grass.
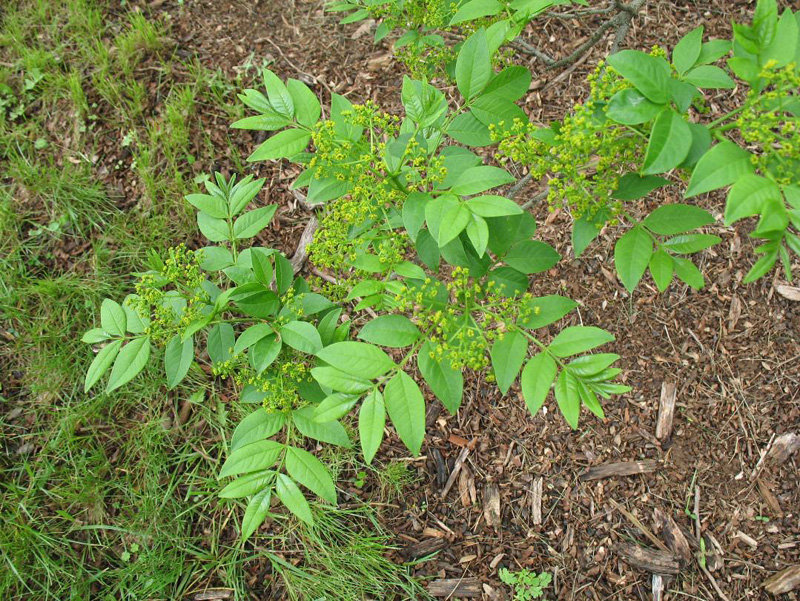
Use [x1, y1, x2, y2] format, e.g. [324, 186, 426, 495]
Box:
[378, 461, 422, 502]
[266, 505, 429, 601]
[116, 12, 165, 76]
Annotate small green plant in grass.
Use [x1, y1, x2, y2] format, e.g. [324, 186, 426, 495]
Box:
[499, 568, 552, 600]
[378, 461, 420, 501]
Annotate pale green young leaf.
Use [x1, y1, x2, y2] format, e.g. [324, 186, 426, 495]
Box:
[233, 205, 277, 239]
[438, 203, 471, 247]
[313, 393, 359, 423]
[316, 341, 395, 379]
[84, 339, 122, 392]
[455, 29, 491, 100]
[450, 0, 502, 25]
[207, 323, 235, 364]
[661, 234, 720, 254]
[466, 215, 489, 257]
[490, 330, 528, 395]
[165, 334, 193, 389]
[275, 473, 314, 525]
[241, 487, 272, 540]
[384, 371, 426, 456]
[643, 204, 715, 235]
[642, 110, 692, 175]
[548, 326, 614, 358]
[359, 389, 385, 464]
[606, 50, 671, 104]
[247, 129, 311, 162]
[358, 315, 421, 348]
[683, 65, 735, 89]
[287, 78, 321, 127]
[186, 193, 228, 219]
[82, 328, 110, 344]
[466, 195, 523, 217]
[566, 354, 621, 377]
[520, 353, 556, 417]
[685, 141, 754, 198]
[219, 439, 284, 478]
[673, 25, 704, 75]
[101, 299, 127, 337]
[262, 69, 294, 118]
[554, 370, 581, 429]
[231, 409, 287, 451]
[219, 470, 274, 499]
[673, 257, 705, 289]
[724, 174, 781, 225]
[229, 177, 267, 216]
[106, 337, 151, 393]
[450, 166, 514, 196]
[285, 446, 337, 503]
[518, 295, 577, 329]
[649, 249, 674, 292]
[197, 212, 230, 242]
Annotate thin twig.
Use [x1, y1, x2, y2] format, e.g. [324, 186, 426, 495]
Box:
[694, 487, 731, 601]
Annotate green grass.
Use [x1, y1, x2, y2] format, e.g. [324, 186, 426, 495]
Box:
[0, 0, 424, 598]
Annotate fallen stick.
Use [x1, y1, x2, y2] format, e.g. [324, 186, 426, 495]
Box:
[440, 438, 477, 499]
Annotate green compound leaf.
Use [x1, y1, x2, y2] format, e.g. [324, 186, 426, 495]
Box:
[165, 334, 193, 389]
[285, 446, 337, 504]
[231, 409, 287, 452]
[219, 439, 284, 478]
[287, 78, 321, 127]
[197, 212, 230, 242]
[316, 341, 395, 379]
[247, 129, 311, 162]
[606, 89, 664, 125]
[548, 326, 615, 358]
[280, 321, 323, 355]
[359, 388, 385, 464]
[311, 366, 373, 394]
[85, 339, 122, 393]
[614, 225, 653, 292]
[673, 257, 706, 289]
[642, 110, 692, 175]
[418, 340, 463, 414]
[450, 166, 514, 196]
[233, 205, 278, 239]
[219, 470, 274, 499]
[685, 141, 754, 198]
[490, 330, 528, 395]
[683, 65, 735, 89]
[455, 29, 491, 100]
[672, 25, 704, 75]
[554, 370, 581, 429]
[438, 203, 471, 247]
[466, 195, 523, 217]
[275, 473, 314, 526]
[384, 371, 426, 456]
[292, 406, 352, 448]
[313, 393, 359, 423]
[724, 174, 782, 226]
[358, 315, 422, 348]
[106, 337, 151, 393]
[613, 174, 671, 201]
[520, 352, 557, 417]
[504, 241, 560, 274]
[649, 249, 674, 292]
[518, 295, 578, 330]
[661, 233, 721, 254]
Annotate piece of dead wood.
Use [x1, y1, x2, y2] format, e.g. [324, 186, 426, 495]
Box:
[431, 447, 448, 489]
[289, 215, 318, 273]
[654, 508, 691, 563]
[610, 499, 668, 553]
[616, 543, 681, 575]
[440, 438, 477, 499]
[728, 295, 743, 329]
[531, 477, 543, 525]
[580, 460, 659, 481]
[194, 590, 233, 601]
[656, 381, 677, 441]
[776, 284, 800, 301]
[427, 578, 482, 598]
[766, 432, 800, 464]
[401, 537, 447, 560]
[652, 574, 664, 601]
[483, 484, 501, 529]
[458, 465, 473, 508]
[763, 565, 800, 595]
[757, 478, 784, 517]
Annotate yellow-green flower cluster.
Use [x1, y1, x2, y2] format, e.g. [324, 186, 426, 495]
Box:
[132, 244, 209, 344]
[497, 59, 646, 220]
[737, 61, 800, 186]
[395, 268, 535, 370]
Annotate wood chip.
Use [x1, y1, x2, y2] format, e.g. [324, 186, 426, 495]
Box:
[441, 438, 477, 499]
[763, 565, 800, 594]
[580, 460, 659, 481]
[655, 381, 677, 441]
[531, 477, 543, 525]
[194, 590, 233, 601]
[616, 543, 681, 575]
[776, 284, 800, 301]
[654, 509, 691, 563]
[652, 574, 664, 601]
[458, 465, 473, 508]
[735, 530, 758, 549]
[490, 553, 505, 570]
[757, 478, 784, 517]
[766, 432, 800, 464]
[401, 537, 447, 560]
[483, 484, 501, 529]
[427, 578, 483, 598]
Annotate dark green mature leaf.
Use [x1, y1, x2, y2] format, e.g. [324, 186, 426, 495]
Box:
[483, 66, 531, 101]
[548, 326, 614, 358]
[487, 266, 528, 296]
[219, 470, 274, 499]
[447, 111, 493, 146]
[613, 174, 671, 201]
[275, 473, 314, 525]
[685, 141, 753, 198]
[313, 393, 359, 423]
[418, 341, 463, 413]
[681, 122, 713, 168]
[451, 166, 514, 196]
[316, 341, 395, 379]
[490, 330, 528, 395]
[456, 29, 491, 100]
[287, 78, 321, 127]
[231, 409, 286, 451]
[607, 50, 671, 104]
[642, 110, 692, 175]
[262, 69, 294, 118]
[208, 323, 235, 364]
[662, 234, 720, 254]
[219, 440, 284, 478]
[85, 339, 122, 393]
[649, 249, 674, 292]
[614, 226, 653, 292]
[107, 337, 151, 392]
[520, 353, 556, 417]
[280, 321, 322, 355]
[248, 129, 311, 162]
[250, 334, 281, 374]
[358, 315, 421, 348]
[724, 174, 781, 225]
[311, 366, 373, 394]
[359, 388, 386, 464]
[504, 241, 560, 274]
[234, 205, 277, 239]
[101, 299, 127, 336]
[673, 257, 705, 289]
[165, 334, 193, 389]
[285, 447, 336, 503]
[643, 204, 715, 235]
[384, 371, 426, 456]
[403, 192, 431, 241]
